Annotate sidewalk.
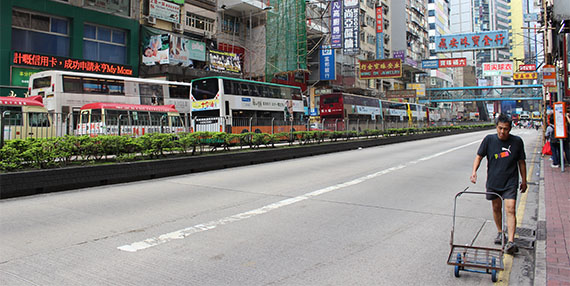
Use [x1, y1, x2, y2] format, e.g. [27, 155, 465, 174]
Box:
[543, 163, 570, 285]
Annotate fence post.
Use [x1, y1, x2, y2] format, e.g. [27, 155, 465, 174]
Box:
[271, 117, 275, 134]
[0, 111, 10, 148]
[160, 115, 166, 133]
[118, 114, 123, 136]
[322, 118, 326, 131]
[66, 112, 73, 136]
[356, 119, 360, 137]
[334, 119, 338, 132]
[249, 117, 253, 133]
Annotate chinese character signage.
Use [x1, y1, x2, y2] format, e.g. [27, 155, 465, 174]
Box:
[208, 50, 241, 73]
[407, 83, 425, 97]
[320, 45, 336, 80]
[438, 58, 467, 68]
[376, 7, 383, 33]
[11, 67, 43, 87]
[513, 72, 538, 80]
[421, 59, 439, 69]
[519, 64, 536, 71]
[393, 50, 405, 60]
[386, 89, 416, 99]
[359, 59, 402, 79]
[342, 0, 359, 55]
[12, 51, 133, 76]
[435, 30, 509, 53]
[482, 62, 514, 77]
[331, 0, 342, 49]
[149, 0, 181, 24]
[542, 64, 557, 87]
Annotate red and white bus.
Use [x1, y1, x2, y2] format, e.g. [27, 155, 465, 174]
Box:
[0, 95, 55, 139]
[77, 102, 185, 136]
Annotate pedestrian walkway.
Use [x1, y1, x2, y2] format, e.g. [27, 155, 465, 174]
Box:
[543, 164, 570, 285]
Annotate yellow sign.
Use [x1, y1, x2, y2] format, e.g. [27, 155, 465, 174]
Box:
[513, 72, 538, 80]
[192, 99, 219, 111]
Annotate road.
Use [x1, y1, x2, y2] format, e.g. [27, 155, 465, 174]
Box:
[0, 128, 542, 285]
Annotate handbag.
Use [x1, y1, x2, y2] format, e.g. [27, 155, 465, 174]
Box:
[542, 141, 552, 156]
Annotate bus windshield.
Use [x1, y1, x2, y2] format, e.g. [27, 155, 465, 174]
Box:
[192, 78, 219, 100]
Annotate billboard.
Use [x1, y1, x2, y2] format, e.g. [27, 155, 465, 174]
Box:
[149, 0, 181, 24]
[386, 89, 416, 99]
[421, 59, 439, 69]
[376, 7, 383, 33]
[359, 59, 402, 79]
[342, 0, 359, 55]
[513, 72, 538, 80]
[208, 50, 241, 73]
[435, 30, 509, 53]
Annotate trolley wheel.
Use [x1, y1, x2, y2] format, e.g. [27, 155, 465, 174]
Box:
[454, 253, 461, 277]
[491, 257, 498, 282]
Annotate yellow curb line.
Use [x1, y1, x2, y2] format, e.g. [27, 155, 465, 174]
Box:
[495, 134, 539, 285]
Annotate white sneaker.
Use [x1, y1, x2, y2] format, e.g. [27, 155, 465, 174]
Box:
[551, 164, 560, 168]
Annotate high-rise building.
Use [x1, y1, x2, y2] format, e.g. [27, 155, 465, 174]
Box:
[427, 0, 453, 87]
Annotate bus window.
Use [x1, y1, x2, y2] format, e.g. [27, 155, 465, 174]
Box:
[28, 112, 51, 127]
[169, 84, 190, 99]
[63, 76, 82, 93]
[170, 115, 183, 127]
[192, 78, 219, 100]
[33, 76, 51, 89]
[0, 106, 23, 125]
[240, 83, 250, 96]
[291, 88, 301, 100]
[223, 80, 233, 95]
[323, 96, 339, 104]
[260, 86, 270, 97]
[105, 109, 128, 125]
[250, 84, 261, 97]
[81, 110, 90, 124]
[131, 111, 150, 125]
[150, 112, 166, 125]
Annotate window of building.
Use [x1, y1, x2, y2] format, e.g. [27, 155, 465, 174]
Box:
[83, 24, 127, 64]
[186, 12, 215, 33]
[11, 9, 70, 56]
[222, 15, 240, 35]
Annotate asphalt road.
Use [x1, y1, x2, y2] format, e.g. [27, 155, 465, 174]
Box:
[0, 128, 542, 285]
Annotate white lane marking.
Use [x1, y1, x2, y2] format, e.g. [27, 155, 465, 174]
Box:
[118, 140, 480, 252]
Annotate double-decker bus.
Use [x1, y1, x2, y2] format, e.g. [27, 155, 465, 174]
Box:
[28, 70, 191, 135]
[0, 95, 54, 140]
[190, 76, 306, 133]
[319, 93, 382, 130]
[77, 102, 185, 136]
[319, 93, 434, 130]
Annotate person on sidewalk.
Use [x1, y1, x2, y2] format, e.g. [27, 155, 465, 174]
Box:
[546, 114, 562, 167]
[470, 113, 528, 255]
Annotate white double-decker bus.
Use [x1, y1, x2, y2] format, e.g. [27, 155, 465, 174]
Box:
[190, 76, 306, 134]
[28, 70, 191, 135]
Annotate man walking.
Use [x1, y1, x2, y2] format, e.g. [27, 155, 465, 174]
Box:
[470, 113, 528, 255]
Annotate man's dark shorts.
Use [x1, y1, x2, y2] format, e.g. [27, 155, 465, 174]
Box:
[486, 187, 518, 200]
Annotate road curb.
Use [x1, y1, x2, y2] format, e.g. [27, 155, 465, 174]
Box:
[534, 159, 547, 286]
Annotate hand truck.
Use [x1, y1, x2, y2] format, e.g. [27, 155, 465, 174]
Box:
[446, 187, 505, 282]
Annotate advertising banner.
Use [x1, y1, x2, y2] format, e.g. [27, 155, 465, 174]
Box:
[149, 0, 181, 24]
[169, 35, 191, 66]
[342, 0, 359, 55]
[188, 40, 206, 61]
[376, 32, 384, 59]
[482, 62, 513, 77]
[359, 59, 402, 79]
[435, 30, 509, 53]
[142, 34, 170, 66]
[319, 45, 336, 80]
[208, 50, 241, 73]
[386, 89, 416, 99]
[393, 50, 405, 60]
[331, 0, 342, 49]
[11, 67, 42, 87]
[513, 72, 538, 80]
[421, 59, 439, 69]
[438, 58, 467, 68]
[12, 51, 133, 76]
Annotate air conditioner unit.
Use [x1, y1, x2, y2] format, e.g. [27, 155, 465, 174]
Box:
[147, 16, 156, 25]
[174, 22, 183, 32]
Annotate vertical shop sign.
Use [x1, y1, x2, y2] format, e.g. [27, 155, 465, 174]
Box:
[376, 7, 383, 59]
[331, 0, 342, 49]
[342, 0, 359, 55]
[319, 45, 335, 80]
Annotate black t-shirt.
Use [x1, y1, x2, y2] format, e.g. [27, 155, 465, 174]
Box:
[477, 134, 526, 191]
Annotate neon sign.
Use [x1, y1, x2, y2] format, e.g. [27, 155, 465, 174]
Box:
[12, 51, 133, 76]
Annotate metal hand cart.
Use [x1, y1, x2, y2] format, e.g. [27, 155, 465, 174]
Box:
[447, 187, 504, 282]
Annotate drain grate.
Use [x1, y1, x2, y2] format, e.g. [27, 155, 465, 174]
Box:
[516, 227, 536, 237]
[514, 237, 535, 249]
